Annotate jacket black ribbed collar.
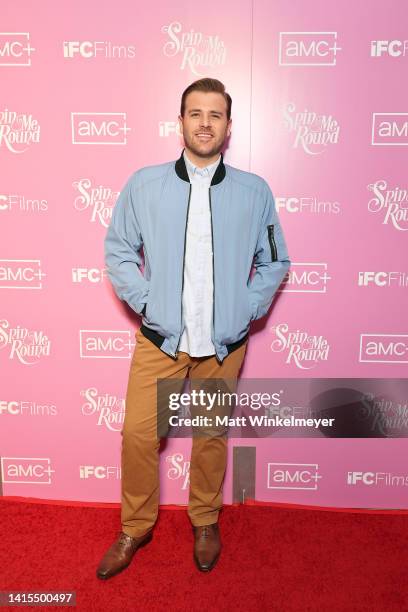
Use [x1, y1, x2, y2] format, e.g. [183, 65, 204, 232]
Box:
[175, 147, 226, 186]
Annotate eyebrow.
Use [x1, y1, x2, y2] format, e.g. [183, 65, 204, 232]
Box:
[188, 109, 223, 115]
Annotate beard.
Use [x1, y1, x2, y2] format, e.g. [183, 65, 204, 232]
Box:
[182, 130, 225, 159]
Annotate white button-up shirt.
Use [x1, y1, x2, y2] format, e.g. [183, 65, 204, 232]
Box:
[178, 149, 221, 357]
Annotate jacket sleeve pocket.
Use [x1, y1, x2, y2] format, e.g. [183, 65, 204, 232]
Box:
[267, 224, 278, 262]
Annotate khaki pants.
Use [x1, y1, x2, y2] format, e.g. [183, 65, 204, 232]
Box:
[121, 327, 248, 538]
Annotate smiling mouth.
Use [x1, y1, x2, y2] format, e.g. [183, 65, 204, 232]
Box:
[195, 133, 214, 140]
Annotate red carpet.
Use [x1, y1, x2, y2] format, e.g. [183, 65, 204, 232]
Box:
[1, 498, 407, 611]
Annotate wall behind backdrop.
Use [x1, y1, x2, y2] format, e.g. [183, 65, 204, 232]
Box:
[1, 0, 407, 508]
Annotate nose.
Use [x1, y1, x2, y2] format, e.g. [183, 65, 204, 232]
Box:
[199, 115, 212, 129]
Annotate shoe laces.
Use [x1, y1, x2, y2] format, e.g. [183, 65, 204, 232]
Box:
[118, 532, 130, 546]
[118, 531, 138, 550]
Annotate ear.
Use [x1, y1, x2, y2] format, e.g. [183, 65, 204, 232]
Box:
[177, 115, 185, 145]
[227, 118, 232, 137]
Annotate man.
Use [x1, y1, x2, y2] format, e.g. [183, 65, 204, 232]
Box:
[97, 78, 290, 579]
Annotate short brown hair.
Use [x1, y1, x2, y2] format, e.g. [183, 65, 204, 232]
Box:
[180, 78, 232, 120]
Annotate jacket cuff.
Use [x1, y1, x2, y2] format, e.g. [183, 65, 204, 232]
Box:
[133, 282, 150, 315]
[249, 302, 258, 321]
[134, 299, 148, 316]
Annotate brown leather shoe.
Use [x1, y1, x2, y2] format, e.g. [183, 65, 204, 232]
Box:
[193, 523, 221, 572]
[96, 530, 152, 580]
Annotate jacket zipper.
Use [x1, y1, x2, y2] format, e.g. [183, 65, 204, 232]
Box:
[209, 187, 215, 355]
[267, 224, 278, 262]
[174, 184, 192, 357]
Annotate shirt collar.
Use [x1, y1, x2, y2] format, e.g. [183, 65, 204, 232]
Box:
[183, 149, 221, 182]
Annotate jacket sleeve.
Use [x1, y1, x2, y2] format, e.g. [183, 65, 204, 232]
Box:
[104, 173, 149, 315]
[248, 181, 291, 321]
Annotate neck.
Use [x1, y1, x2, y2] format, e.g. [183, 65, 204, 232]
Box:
[184, 147, 221, 168]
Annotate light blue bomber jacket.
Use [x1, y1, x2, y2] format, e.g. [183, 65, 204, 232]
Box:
[104, 148, 291, 363]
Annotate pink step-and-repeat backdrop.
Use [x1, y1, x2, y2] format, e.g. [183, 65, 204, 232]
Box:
[1, 0, 407, 508]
